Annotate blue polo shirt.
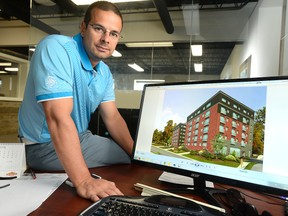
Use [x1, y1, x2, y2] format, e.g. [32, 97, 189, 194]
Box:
[18, 33, 115, 143]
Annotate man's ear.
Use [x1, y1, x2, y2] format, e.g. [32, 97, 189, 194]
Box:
[80, 21, 86, 37]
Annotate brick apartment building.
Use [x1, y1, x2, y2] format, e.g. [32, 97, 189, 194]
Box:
[171, 123, 186, 147]
[172, 90, 255, 157]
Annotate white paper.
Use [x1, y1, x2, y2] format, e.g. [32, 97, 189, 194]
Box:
[0, 143, 26, 178]
[0, 173, 68, 216]
[134, 183, 225, 213]
[158, 171, 214, 187]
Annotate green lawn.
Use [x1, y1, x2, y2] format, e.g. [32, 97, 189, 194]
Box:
[182, 153, 239, 167]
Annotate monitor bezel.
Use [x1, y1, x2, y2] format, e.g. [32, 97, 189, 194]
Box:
[131, 76, 288, 197]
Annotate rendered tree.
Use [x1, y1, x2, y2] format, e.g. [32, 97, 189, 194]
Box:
[162, 120, 174, 146]
[253, 107, 265, 155]
[211, 133, 225, 159]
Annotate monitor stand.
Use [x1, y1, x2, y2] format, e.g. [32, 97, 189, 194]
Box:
[188, 183, 227, 208]
[159, 172, 227, 208]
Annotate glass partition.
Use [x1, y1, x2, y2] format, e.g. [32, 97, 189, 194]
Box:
[0, 0, 287, 96]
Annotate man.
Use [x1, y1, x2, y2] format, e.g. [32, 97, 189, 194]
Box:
[18, 1, 133, 201]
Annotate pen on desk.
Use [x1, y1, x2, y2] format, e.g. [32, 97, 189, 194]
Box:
[65, 173, 101, 187]
[0, 184, 10, 189]
[91, 173, 101, 179]
[30, 169, 36, 179]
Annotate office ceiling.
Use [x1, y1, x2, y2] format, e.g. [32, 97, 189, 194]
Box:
[0, 0, 258, 76]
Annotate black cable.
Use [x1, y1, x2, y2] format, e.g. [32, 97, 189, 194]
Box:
[215, 184, 285, 206]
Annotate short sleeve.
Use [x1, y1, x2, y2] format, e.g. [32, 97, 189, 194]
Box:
[103, 70, 115, 102]
[31, 36, 74, 102]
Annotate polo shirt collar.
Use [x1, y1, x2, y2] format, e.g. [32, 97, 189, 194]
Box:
[73, 33, 103, 75]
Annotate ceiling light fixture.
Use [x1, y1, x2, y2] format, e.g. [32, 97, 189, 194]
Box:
[125, 42, 173, 48]
[128, 63, 144, 72]
[0, 62, 12, 66]
[34, 0, 56, 6]
[191, 45, 202, 56]
[112, 50, 122, 57]
[194, 63, 203, 72]
[71, 0, 149, 6]
[5, 67, 19, 72]
[0, 71, 7, 74]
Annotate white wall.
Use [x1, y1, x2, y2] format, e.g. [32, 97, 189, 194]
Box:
[0, 20, 48, 46]
[221, 0, 284, 79]
[280, 0, 288, 75]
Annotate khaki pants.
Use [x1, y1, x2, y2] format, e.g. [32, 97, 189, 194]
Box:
[25, 130, 131, 171]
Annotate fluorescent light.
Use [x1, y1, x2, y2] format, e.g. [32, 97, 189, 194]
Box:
[34, 0, 56, 6]
[0, 62, 12, 66]
[191, 45, 202, 56]
[128, 63, 144, 72]
[125, 42, 173, 48]
[5, 67, 19, 72]
[30, 45, 37, 52]
[0, 71, 7, 74]
[71, 0, 149, 6]
[194, 63, 203, 72]
[112, 50, 122, 57]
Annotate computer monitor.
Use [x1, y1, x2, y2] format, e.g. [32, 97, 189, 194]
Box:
[132, 76, 288, 203]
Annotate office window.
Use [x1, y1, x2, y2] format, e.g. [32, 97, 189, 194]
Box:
[220, 107, 227, 115]
[232, 113, 238, 120]
[1, 2, 286, 97]
[203, 134, 208, 141]
[243, 117, 248, 124]
[219, 125, 225, 133]
[220, 116, 225, 124]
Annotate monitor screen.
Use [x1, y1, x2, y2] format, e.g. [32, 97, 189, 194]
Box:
[132, 76, 288, 197]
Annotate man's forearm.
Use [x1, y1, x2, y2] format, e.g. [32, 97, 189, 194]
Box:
[42, 99, 91, 186]
[106, 113, 134, 155]
[49, 119, 91, 186]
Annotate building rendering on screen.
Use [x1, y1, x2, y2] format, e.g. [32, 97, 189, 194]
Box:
[171, 91, 255, 157]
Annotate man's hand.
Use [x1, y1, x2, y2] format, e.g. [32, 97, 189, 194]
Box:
[75, 176, 123, 202]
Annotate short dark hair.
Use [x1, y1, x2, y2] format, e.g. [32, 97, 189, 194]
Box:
[83, 1, 123, 28]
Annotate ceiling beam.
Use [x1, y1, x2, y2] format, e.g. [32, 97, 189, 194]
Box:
[152, 0, 174, 34]
[0, 0, 60, 34]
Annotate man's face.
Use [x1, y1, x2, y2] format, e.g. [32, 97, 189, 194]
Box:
[80, 8, 122, 66]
